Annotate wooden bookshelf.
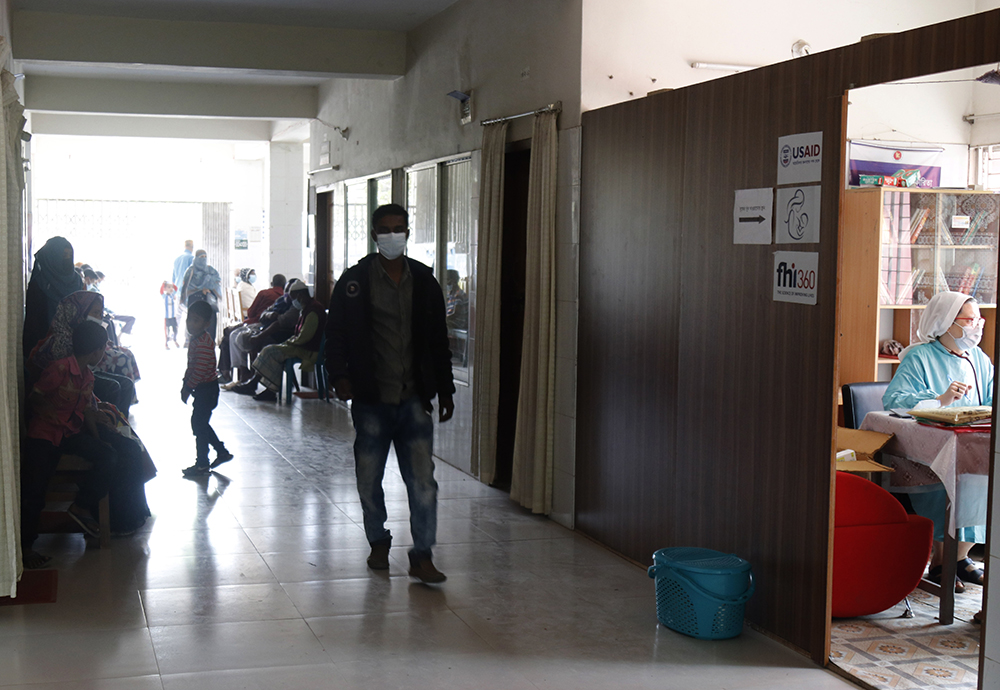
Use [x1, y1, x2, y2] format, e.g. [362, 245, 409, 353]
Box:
[838, 187, 999, 391]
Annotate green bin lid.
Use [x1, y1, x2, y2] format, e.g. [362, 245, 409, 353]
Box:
[652, 547, 751, 574]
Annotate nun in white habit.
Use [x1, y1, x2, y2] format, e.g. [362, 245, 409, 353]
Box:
[881, 290, 992, 590]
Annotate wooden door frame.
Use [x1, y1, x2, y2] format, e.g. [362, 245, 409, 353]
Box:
[314, 190, 332, 305]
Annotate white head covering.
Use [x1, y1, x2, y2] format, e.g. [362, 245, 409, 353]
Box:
[898, 291, 972, 361]
[286, 279, 308, 293]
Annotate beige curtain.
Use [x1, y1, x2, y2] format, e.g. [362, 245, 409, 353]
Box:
[0, 36, 26, 596]
[510, 110, 558, 514]
[470, 121, 508, 484]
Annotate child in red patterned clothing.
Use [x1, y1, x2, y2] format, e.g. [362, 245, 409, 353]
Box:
[21, 320, 114, 567]
[181, 300, 232, 477]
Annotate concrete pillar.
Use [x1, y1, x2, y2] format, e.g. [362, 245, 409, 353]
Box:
[267, 142, 306, 283]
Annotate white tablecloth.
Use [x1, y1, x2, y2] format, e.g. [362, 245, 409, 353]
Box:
[859, 411, 990, 533]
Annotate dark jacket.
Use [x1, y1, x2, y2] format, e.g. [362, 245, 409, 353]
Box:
[294, 298, 326, 353]
[326, 254, 455, 405]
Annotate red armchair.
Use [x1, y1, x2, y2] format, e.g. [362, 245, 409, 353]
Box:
[832, 471, 933, 618]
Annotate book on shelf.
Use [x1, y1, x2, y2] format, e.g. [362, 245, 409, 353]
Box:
[956, 263, 981, 295]
[895, 268, 924, 303]
[970, 269, 986, 300]
[936, 217, 958, 245]
[959, 210, 989, 245]
[934, 263, 950, 293]
[878, 276, 893, 304]
[908, 208, 930, 244]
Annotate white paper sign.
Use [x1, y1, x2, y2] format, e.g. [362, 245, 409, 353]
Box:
[777, 131, 823, 185]
[773, 251, 818, 305]
[775, 185, 821, 244]
[733, 188, 773, 245]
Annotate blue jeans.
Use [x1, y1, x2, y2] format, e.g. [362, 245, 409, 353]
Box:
[351, 397, 438, 559]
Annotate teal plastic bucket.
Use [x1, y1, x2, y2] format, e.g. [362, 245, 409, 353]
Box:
[647, 547, 755, 640]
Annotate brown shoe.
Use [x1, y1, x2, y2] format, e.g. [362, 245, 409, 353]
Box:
[367, 541, 391, 570]
[408, 555, 446, 583]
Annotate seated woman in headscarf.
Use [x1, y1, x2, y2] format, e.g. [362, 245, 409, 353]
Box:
[23, 236, 84, 356]
[882, 290, 993, 593]
[181, 249, 222, 336]
[30, 291, 141, 416]
[26, 294, 156, 538]
[237, 268, 258, 320]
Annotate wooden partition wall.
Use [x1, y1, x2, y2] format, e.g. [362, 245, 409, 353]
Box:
[577, 11, 1000, 662]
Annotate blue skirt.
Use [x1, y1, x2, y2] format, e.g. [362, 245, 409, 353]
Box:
[909, 487, 986, 543]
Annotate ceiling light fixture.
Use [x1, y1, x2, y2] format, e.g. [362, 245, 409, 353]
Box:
[791, 40, 811, 58]
[690, 62, 759, 73]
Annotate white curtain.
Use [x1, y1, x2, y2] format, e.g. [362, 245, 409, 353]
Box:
[470, 121, 508, 484]
[510, 110, 558, 514]
[0, 36, 26, 596]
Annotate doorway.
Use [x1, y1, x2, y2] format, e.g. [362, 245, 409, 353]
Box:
[831, 65, 999, 690]
[492, 146, 531, 491]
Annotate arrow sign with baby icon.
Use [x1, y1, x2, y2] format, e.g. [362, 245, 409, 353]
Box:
[775, 185, 821, 244]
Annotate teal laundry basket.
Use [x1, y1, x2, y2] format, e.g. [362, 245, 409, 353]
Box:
[647, 547, 755, 640]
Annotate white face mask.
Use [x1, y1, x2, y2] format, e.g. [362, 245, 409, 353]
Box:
[87, 315, 103, 325]
[292, 299, 303, 311]
[953, 321, 984, 351]
[376, 232, 407, 260]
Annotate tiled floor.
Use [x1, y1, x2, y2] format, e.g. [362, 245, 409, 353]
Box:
[2, 344, 859, 689]
[830, 582, 983, 689]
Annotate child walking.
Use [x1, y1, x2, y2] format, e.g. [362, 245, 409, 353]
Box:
[181, 300, 232, 476]
[160, 280, 180, 349]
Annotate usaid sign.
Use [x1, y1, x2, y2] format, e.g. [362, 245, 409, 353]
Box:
[777, 131, 823, 185]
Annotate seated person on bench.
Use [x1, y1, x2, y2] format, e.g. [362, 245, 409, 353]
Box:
[231, 280, 326, 402]
[218, 273, 285, 383]
[223, 277, 299, 388]
[20, 320, 116, 568]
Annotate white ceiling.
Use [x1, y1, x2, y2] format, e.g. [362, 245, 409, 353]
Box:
[19, 61, 334, 86]
[17, 0, 460, 139]
[13, 0, 462, 31]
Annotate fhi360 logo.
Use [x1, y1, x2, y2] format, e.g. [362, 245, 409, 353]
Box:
[775, 260, 816, 290]
[780, 142, 821, 168]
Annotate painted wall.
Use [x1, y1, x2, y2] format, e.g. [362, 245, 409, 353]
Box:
[309, 0, 582, 187]
[847, 70, 975, 188]
[970, 70, 1000, 148]
[581, 0, 979, 113]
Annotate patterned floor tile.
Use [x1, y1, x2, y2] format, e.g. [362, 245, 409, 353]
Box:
[830, 584, 981, 690]
[865, 640, 920, 661]
[850, 666, 906, 688]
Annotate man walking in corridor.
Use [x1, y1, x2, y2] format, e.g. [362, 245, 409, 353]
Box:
[326, 203, 455, 584]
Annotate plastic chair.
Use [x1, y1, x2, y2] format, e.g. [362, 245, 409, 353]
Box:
[842, 381, 889, 429]
[282, 333, 328, 404]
